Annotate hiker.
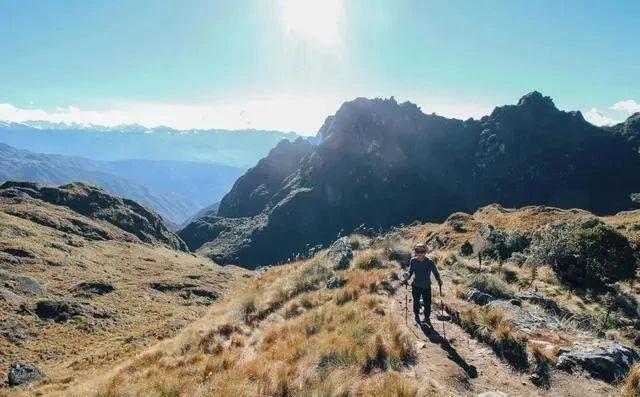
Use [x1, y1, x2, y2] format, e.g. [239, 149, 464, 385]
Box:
[403, 243, 442, 325]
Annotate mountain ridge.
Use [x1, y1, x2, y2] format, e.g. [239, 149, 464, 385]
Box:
[179, 92, 640, 268]
[0, 122, 299, 168]
[0, 143, 244, 224]
[0, 180, 186, 250]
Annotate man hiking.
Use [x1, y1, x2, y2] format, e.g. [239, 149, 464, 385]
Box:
[403, 243, 443, 326]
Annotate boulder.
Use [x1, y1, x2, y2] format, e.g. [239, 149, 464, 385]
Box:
[488, 300, 556, 332]
[149, 282, 196, 292]
[464, 288, 495, 305]
[556, 343, 639, 382]
[0, 288, 23, 307]
[516, 291, 570, 317]
[326, 237, 353, 270]
[0, 319, 34, 345]
[74, 281, 115, 296]
[34, 299, 112, 322]
[180, 288, 219, 301]
[325, 275, 347, 289]
[7, 361, 45, 387]
[1, 247, 36, 258]
[16, 276, 46, 296]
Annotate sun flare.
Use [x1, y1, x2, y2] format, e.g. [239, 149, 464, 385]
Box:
[277, 0, 345, 48]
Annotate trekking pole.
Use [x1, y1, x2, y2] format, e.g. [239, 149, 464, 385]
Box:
[404, 282, 408, 326]
[440, 284, 446, 339]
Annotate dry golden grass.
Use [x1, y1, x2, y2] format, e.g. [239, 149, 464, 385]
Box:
[353, 248, 386, 270]
[44, 247, 421, 397]
[0, 202, 248, 394]
[622, 363, 640, 397]
[9, 204, 640, 396]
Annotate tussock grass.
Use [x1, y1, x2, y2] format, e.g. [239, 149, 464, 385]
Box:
[529, 342, 558, 388]
[459, 307, 529, 370]
[468, 273, 515, 299]
[78, 252, 419, 397]
[354, 249, 386, 270]
[349, 234, 371, 250]
[622, 364, 640, 397]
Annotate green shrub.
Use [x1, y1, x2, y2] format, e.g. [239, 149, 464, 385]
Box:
[478, 225, 530, 261]
[469, 273, 515, 299]
[355, 251, 386, 270]
[527, 217, 637, 290]
[460, 241, 474, 256]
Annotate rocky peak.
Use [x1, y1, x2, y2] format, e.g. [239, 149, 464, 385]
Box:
[516, 91, 557, 110]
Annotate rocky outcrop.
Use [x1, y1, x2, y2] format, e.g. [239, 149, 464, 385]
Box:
[0, 181, 186, 250]
[73, 281, 115, 296]
[556, 343, 640, 383]
[6, 362, 45, 387]
[33, 299, 112, 322]
[464, 288, 495, 305]
[0, 271, 46, 296]
[611, 112, 640, 154]
[326, 237, 353, 270]
[180, 92, 640, 267]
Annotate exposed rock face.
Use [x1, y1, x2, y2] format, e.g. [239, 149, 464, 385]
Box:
[7, 361, 45, 387]
[611, 112, 640, 154]
[217, 138, 314, 218]
[556, 343, 640, 383]
[326, 237, 353, 270]
[0, 181, 187, 250]
[181, 92, 640, 267]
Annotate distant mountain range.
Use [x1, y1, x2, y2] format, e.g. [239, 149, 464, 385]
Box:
[0, 121, 299, 168]
[0, 143, 244, 224]
[179, 92, 640, 268]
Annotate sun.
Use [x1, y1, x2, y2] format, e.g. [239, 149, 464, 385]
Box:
[277, 0, 345, 49]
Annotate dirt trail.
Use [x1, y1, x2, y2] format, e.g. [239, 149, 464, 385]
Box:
[390, 285, 616, 397]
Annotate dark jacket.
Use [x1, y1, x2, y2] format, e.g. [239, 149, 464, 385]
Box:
[406, 256, 442, 289]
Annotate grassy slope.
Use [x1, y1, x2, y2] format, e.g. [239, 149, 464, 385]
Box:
[7, 204, 640, 396]
[0, 199, 248, 395]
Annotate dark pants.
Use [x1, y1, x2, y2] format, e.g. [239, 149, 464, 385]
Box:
[412, 286, 431, 319]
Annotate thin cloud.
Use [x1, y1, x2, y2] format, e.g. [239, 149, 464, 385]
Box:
[610, 99, 640, 114]
[0, 95, 496, 136]
[584, 107, 619, 126]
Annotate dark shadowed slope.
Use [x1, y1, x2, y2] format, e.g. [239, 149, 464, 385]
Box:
[611, 112, 640, 154]
[179, 92, 640, 268]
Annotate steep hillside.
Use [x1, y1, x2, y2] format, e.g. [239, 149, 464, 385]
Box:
[0, 122, 297, 168]
[0, 181, 186, 250]
[0, 143, 244, 224]
[0, 188, 248, 393]
[611, 112, 640, 154]
[30, 204, 640, 396]
[180, 92, 640, 268]
[217, 138, 314, 218]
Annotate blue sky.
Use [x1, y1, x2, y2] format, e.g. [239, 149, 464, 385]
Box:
[0, 0, 638, 135]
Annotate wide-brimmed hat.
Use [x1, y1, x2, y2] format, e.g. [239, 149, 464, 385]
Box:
[414, 243, 427, 253]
